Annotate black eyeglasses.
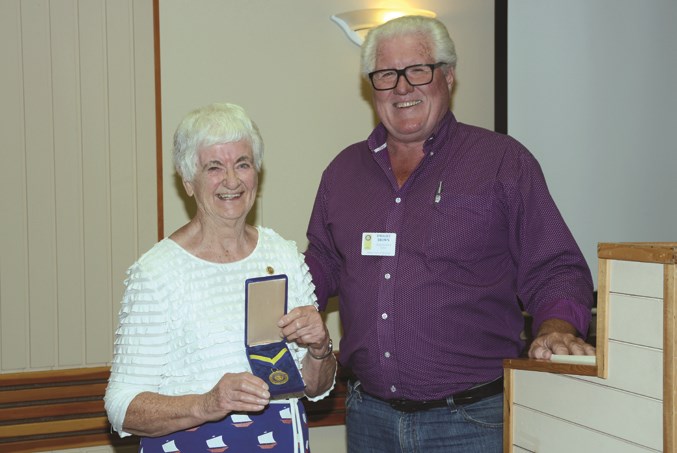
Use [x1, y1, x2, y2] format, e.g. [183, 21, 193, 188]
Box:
[368, 62, 448, 91]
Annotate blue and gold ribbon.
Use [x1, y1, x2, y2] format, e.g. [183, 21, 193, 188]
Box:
[249, 348, 288, 365]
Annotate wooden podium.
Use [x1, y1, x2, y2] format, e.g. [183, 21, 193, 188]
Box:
[503, 242, 676, 452]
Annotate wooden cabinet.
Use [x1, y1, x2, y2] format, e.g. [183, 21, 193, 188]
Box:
[504, 242, 676, 452]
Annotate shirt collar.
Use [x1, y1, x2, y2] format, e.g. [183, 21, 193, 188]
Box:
[367, 110, 456, 154]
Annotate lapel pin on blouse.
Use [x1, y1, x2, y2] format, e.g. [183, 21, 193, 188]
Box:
[266, 266, 274, 275]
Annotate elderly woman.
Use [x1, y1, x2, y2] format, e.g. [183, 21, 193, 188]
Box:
[104, 103, 336, 453]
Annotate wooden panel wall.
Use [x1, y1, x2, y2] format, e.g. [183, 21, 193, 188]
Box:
[0, 0, 157, 372]
[505, 244, 677, 452]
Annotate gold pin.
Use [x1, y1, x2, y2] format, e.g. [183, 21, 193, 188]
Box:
[266, 266, 274, 275]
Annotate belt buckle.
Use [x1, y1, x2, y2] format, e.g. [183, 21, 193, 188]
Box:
[452, 394, 475, 406]
[389, 399, 425, 412]
[451, 377, 503, 406]
[389, 399, 415, 412]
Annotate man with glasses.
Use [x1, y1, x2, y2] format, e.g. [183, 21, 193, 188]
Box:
[305, 15, 595, 452]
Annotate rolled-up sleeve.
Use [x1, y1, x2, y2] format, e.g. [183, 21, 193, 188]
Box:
[506, 147, 594, 336]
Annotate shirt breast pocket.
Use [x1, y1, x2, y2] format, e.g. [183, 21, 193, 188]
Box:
[426, 194, 491, 263]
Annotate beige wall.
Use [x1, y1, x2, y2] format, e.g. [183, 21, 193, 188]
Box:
[0, 0, 157, 373]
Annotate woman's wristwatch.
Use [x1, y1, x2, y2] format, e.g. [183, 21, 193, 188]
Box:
[308, 338, 333, 360]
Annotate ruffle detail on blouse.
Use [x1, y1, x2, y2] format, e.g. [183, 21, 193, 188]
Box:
[105, 227, 328, 435]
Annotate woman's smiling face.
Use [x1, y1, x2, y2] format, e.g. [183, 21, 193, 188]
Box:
[183, 140, 258, 224]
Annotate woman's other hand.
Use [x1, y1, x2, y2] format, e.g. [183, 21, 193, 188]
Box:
[280, 306, 336, 397]
[278, 306, 330, 356]
[201, 372, 270, 421]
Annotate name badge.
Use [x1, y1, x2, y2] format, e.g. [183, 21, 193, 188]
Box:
[361, 232, 397, 256]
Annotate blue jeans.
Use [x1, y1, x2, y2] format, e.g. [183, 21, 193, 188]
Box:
[346, 381, 503, 453]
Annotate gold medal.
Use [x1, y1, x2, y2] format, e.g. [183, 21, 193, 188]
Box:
[269, 369, 289, 385]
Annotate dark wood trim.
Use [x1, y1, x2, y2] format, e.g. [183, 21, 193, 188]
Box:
[153, 0, 164, 240]
[0, 360, 346, 452]
[494, 0, 508, 134]
[0, 367, 133, 452]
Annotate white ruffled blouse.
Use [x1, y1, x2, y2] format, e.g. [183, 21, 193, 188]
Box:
[104, 226, 332, 437]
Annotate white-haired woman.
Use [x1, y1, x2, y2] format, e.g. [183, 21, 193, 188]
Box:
[105, 103, 336, 453]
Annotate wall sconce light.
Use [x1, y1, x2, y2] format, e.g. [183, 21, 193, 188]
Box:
[331, 8, 437, 46]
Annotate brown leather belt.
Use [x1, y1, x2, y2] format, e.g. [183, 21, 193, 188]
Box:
[370, 377, 504, 413]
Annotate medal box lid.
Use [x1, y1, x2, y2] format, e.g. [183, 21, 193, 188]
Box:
[245, 274, 288, 346]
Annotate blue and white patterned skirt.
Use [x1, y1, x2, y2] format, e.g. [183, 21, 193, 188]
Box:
[139, 399, 309, 453]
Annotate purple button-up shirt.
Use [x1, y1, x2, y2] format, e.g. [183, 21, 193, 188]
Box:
[305, 112, 593, 400]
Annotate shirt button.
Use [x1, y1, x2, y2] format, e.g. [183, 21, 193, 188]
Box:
[390, 385, 397, 393]
[395, 197, 401, 203]
[384, 273, 391, 279]
[384, 352, 391, 358]
[381, 313, 388, 320]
